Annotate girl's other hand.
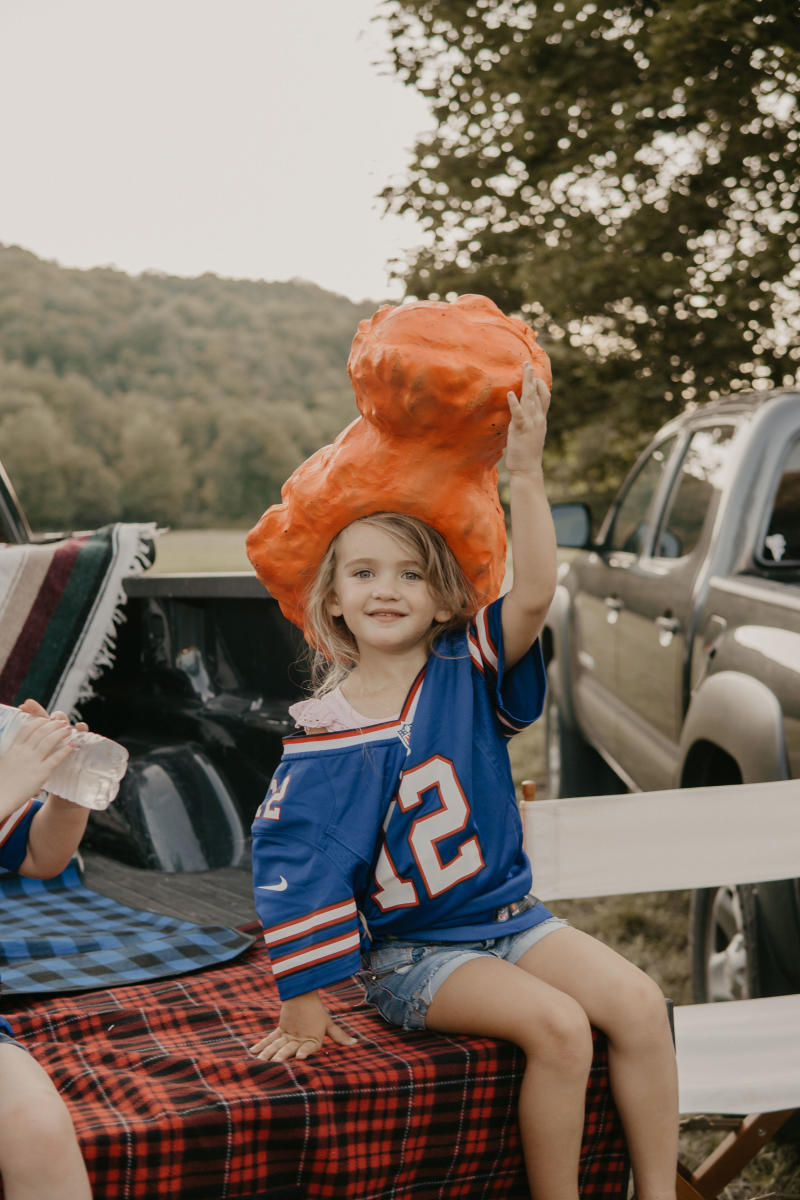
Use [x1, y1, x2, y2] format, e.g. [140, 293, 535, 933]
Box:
[506, 360, 550, 476]
[249, 992, 357, 1062]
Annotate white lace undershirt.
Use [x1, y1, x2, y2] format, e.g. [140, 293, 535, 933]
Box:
[289, 687, 400, 733]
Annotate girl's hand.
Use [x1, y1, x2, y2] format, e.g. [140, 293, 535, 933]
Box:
[505, 360, 550, 477]
[0, 715, 74, 812]
[20, 698, 89, 733]
[249, 992, 357, 1062]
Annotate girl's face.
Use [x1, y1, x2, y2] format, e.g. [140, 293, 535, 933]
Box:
[328, 522, 452, 657]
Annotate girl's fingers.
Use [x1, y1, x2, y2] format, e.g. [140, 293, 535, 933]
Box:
[29, 724, 74, 770]
[41, 740, 75, 771]
[294, 1040, 322, 1061]
[21, 717, 70, 747]
[249, 1029, 290, 1057]
[534, 382, 551, 418]
[326, 1019, 357, 1047]
[48, 710, 88, 733]
[249, 1029, 323, 1061]
[508, 385, 548, 429]
[11, 708, 84, 754]
[13, 715, 60, 745]
[250, 1039, 302, 1062]
[510, 365, 550, 410]
[249, 1030, 279, 1053]
[40, 724, 74, 755]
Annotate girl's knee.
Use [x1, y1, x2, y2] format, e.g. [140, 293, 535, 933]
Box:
[524, 996, 594, 1077]
[607, 969, 671, 1046]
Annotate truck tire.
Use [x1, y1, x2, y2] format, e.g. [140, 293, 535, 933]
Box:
[690, 884, 761, 1002]
[545, 674, 622, 799]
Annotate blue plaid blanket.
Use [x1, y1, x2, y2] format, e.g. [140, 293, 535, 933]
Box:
[0, 862, 253, 996]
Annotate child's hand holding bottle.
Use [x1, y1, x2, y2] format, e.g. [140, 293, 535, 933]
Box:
[0, 711, 74, 818]
[0, 699, 129, 810]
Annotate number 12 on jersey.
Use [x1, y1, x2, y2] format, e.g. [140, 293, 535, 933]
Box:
[372, 755, 485, 910]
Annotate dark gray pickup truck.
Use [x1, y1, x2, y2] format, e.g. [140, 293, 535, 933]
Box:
[544, 387, 800, 1002]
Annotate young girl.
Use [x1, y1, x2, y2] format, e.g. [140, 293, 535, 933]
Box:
[249, 362, 678, 1200]
[0, 701, 93, 1200]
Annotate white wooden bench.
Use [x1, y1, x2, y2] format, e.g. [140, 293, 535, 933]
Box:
[521, 778, 800, 1200]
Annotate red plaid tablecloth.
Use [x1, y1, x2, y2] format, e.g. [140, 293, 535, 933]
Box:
[1, 938, 629, 1199]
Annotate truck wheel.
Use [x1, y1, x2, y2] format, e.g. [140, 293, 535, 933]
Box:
[690, 884, 761, 1002]
[545, 677, 621, 798]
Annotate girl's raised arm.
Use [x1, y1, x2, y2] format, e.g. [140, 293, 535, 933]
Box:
[501, 362, 557, 669]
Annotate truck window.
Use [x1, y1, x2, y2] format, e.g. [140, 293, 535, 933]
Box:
[653, 425, 735, 559]
[0, 483, 22, 543]
[0, 508, 13, 542]
[606, 436, 677, 554]
[760, 438, 800, 566]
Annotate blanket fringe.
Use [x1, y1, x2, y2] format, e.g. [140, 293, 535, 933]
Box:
[57, 523, 159, 720]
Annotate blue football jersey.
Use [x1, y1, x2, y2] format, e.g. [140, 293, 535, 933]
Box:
[252, 597, 551, 1000]
[0, 799, 40, 872]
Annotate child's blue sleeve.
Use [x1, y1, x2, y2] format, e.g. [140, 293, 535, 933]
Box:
[252, 763, 363, 1000]
[469, 598, 546, 736]
[0, 799, 43, 873]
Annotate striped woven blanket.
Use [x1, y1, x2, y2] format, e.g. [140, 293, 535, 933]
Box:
[0, 523, 155, 715]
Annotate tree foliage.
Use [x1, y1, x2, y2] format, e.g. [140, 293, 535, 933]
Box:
[382, 0, 800, 493]
[0, 246, 374, 529]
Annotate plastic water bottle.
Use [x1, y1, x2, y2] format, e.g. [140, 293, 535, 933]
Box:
[0, 704, 129, 810]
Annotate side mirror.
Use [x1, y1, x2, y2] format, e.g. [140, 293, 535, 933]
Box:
[551, 502, 592, 549]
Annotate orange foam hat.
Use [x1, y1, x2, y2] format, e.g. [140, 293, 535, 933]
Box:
[246, 294, 551, 636]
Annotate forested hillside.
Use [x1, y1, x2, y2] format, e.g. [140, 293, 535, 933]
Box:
[0, 245, 374, 530]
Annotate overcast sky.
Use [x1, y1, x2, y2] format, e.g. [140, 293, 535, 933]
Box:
[0, 0, 432, 303]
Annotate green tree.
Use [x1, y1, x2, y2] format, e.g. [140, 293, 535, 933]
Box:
[199, 405, 300, 524]
[0, 401, 121, 529]
[382, 0, 800, 462]
[114, 401, 191, 525]
[0, 246, 373, 527]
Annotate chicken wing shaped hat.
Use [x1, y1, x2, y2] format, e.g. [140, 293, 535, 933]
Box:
[246, 293, 551, 637]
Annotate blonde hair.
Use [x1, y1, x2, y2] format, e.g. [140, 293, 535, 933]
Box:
[305, 512, 478, 695]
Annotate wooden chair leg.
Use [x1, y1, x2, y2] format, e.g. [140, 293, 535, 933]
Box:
[676, 1160, 708, 1200]
[677, 1110, 795, 1199]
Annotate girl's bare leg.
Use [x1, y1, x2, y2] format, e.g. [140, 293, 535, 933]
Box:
[0, 1044, 92, 1200]
[425, 956, 594, 1200]
[517, 928, 678, 1200]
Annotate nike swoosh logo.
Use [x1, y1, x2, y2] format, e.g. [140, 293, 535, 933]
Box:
[258, 876, 288, 892]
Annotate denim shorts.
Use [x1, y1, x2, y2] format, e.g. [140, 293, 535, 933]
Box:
[359, 915, 569, 1031]
[0, 1027, 25, 1050]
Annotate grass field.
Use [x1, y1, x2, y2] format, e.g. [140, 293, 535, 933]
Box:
[147, 530, 799, 1197]
[148, 528, 253, 573]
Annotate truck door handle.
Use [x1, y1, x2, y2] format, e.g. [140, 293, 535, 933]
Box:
[656, 613, 679, 646]
[605, 595, 622, 625]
